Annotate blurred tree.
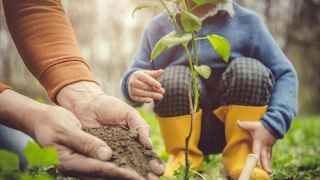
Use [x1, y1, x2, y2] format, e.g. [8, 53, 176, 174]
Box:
[61, 0, 157, 96]
[283, 0, 320, 114]
[235, 0, 320, 115]
[0, 2, 29, 82]
[1, 0, 319, 114]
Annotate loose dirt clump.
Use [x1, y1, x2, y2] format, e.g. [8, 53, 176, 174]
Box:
[83, 126, 162, 179]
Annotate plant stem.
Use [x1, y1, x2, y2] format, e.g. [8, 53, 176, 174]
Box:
[186, 84, 195, 180]
[183, 0, 199, 112]
[159, 0, 183, 35]
[160, 1, 200, 179]
[159, 0, 195, 74]
[189, 169, 207, 180]
[192, 31, 199, 66]
[195, 37, 208, 41]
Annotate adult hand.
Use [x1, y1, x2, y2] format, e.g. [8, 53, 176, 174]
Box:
[33, 106, 147, 179]
[237, 120, 277, 177]
[0, 90, 145, 179]
[56, 81, 165, 178]
[128, 69, 165, 103]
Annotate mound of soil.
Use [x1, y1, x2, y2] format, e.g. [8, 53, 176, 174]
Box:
[83, 126, 162, 179]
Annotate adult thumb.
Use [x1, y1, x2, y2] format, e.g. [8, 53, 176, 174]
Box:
[67, 129, 112, 161]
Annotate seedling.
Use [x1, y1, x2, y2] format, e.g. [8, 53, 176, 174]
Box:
[132, 0, 231, 179]
[0, 141, 60, 180]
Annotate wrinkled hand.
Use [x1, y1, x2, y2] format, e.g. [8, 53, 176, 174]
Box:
[128, 69, 165, 103]
[237, 120, 277, 177]
[57, 81, 165, 179]
[0, 89, 151, 179]
[34, 106, 148, 179]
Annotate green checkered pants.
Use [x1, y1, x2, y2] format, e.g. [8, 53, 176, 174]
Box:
[153, 58, 275, 155]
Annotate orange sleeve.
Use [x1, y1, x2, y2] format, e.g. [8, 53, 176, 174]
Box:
[0, 82, 12, 93]
[2, 0, 97, 104]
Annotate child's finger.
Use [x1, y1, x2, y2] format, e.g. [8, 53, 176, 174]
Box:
[133, 96, 152, 103]
[133, 80, 154, 92]
[260, 147, 272, 175]
[152, 87, 165, 94]
[252, 140, 262, 163]
[138, 73, 162, 89]
[131, 88, 163, 102]
[143, 69, 164, 79]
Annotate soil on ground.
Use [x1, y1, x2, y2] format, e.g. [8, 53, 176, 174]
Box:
[83, 126, 162, 179]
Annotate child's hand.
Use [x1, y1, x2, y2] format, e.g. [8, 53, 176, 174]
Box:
[237, 120, 277, 177]
[128, 69, 165, 103]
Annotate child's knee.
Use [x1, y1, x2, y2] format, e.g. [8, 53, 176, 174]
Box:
[219, 57, 275, 106]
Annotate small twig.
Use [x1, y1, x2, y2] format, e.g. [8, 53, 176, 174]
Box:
[239, 154, 259, 180]
[189, 169, 207, 180]
[185, 83, 195, 180]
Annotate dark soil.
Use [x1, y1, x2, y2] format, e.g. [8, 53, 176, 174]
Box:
[83, 126, 162, 179]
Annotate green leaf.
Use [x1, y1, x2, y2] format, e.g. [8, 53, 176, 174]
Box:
[34, 174, 54, 180]
[24, 141, 60, 167]
[0, 149, 20, 171]
[132, 1, 158, 18]
[166, 0, 183, 3]
[0, 169, 21, 180]
[21, 174, 34, 180]
[207, 34, 231, 62]
[180, 11, 202, 32]
[194, 65, 211, 79]
[192, 0, 225, 6]
[151, 32, 192, 61]
[46, 167, 60, 178]
[35, 97, 46, 104]
[41, 148, 60, 166]
[24, 141, 43, 166]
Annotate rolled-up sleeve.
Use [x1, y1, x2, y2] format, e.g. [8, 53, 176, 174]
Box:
[2, 0, 97, 104]
[0, 83, 12, 93]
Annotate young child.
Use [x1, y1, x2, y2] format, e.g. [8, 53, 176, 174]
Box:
[120, 0, 298, 179]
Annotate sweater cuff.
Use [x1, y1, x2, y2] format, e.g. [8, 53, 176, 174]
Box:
[39, 60, 97, 104]
[260, 110, 292, 139]
[120, 68, 143, 107]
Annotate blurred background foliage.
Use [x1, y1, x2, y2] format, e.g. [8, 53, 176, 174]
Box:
[0, 0, 319, 115]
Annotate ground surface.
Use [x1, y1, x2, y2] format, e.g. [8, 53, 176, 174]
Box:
[83, 126, 162, 179]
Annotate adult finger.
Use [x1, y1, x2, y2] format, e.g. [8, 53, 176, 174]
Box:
[126, 111, 153, 150]
[57, 146, 141, 180]
[149, 159, 165, 176]
[136, 124, 153, 150]
[62, 128, 112, 161]
[147, 173, 160, 180]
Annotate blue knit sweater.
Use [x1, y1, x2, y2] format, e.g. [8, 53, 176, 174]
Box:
[121, 2, 298, 139]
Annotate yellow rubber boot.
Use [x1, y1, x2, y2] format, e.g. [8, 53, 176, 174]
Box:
[213, 105, 270, 180]
[156, 109, 203, 177]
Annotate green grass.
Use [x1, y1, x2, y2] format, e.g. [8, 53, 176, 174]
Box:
[272, 116, 320, 179]
[138, 108, 320, 180]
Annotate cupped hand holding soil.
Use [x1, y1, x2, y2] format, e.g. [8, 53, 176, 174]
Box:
[84, 126, 164, 179]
